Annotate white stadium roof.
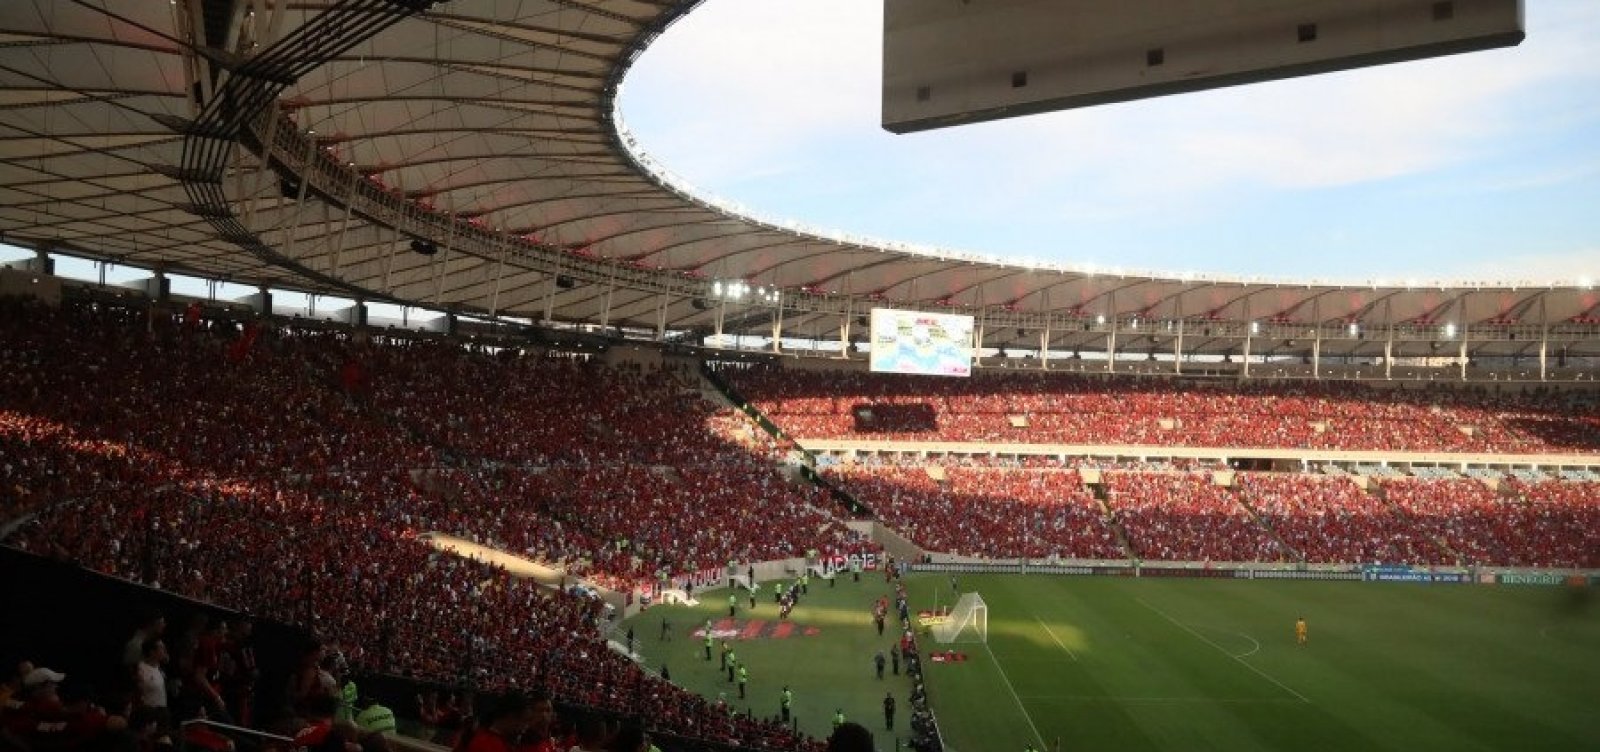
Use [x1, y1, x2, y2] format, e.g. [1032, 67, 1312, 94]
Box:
[0, 0, 1595, 359]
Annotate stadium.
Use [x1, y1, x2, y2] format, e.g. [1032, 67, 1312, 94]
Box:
[0, 2, 1596, 752]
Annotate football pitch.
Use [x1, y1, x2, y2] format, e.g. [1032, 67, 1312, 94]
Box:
[621, 573, 1599, 751]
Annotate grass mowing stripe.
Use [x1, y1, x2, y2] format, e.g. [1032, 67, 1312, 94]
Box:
[981, 640, 1048, 749]
[1034, 616, 1079, 661]
[1134, 596, 1311, 704]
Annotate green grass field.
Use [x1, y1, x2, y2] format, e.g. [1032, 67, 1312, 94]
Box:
[621, 573, 1600, 752]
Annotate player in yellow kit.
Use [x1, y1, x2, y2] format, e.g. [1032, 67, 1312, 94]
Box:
[1295, 616, 1308, 646]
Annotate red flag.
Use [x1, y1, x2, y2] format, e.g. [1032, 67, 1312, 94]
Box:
[339, 358, 366, 393]
[227, 322, 261, 362]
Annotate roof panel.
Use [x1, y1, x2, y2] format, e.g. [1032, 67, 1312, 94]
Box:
[0, 0, 1589, 344]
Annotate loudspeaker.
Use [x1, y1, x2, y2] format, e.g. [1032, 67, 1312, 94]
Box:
[555, 275, 577, 289]
[409, 239, 438, 256]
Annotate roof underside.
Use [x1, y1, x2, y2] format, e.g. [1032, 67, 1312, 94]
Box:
[0, 0, 1595, 359]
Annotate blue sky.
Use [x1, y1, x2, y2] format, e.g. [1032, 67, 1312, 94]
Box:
[618, 0, 1600, 285]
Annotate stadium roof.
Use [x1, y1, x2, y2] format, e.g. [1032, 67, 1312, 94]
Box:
[0, 0, 1596, 358]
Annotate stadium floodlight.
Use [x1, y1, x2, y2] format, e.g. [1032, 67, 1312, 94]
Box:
[1444, 323, 1458, 339]
[1095, 314, 1106, 325]
[1250, 321, 1260, 334]
[1349, 323, 1360, 337]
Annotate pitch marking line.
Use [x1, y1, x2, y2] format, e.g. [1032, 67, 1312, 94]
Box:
[1135, 597, 1311, 704]
[1035, 617, 1080, 662]
[1233, 631, 1261, 658]
[982, 641, 1049, 750]
[1017, 695, 1299, 704]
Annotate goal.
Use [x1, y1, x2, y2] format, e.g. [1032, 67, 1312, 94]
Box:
[931, 592, 988, 644]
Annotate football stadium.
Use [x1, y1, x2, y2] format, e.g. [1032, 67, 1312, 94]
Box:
[0, 2, 1596, 752]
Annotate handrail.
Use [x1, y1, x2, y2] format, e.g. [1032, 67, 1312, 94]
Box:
[178, 718, 293, 751]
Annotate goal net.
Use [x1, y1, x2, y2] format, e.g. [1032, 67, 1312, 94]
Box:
[931, 592, 988, 644]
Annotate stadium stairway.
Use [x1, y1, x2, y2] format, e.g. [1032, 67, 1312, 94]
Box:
[699, 363, 874, 518]
[1088, 482, 1140, 561]
[1229, 485, 1305, 563]
[1371, 481, 1464, 565]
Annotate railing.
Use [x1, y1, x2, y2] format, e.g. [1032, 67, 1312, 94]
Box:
[178, 719, 292, 752]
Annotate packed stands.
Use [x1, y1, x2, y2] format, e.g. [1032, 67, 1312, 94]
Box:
[725, 367, 1600, 453]
[1234, 473, 1446, 565]
[1103, 473, 1288, 563]
[5, 294, 1600, 752]
[0, 298, 859, 751]
[825, 467, 1124, 560]
[1501, 479, 1600, 569]
[1380, 478, 1600, 569]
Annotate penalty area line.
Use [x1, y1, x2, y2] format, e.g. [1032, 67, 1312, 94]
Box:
[1035, 616, 1079, 662]
[982, 641, 1049, 750]
[1134, 597, 1311, 704]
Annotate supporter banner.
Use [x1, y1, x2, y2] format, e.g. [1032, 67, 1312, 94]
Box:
[1362, 570, 1468, 583]
[1244, 569, 1363, 581]
[819, 552, 880, 574]
[909, 561, 1490, 584]
[908, 562, 1095, 576]
[1140, 567, 1235, 579]
[1497, 572, 1569, 586]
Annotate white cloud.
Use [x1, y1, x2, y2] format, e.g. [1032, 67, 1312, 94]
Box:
[620, 0, 1600, 275]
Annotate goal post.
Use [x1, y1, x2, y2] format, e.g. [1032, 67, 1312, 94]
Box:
[932, 592, 988, 644]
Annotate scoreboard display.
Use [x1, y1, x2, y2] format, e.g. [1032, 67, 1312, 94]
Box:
[869, 308, 974, 377]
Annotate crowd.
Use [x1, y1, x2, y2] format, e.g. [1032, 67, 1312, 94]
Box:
[1234, 473, 1447, 565]
[6, 295, 1600, 752]
[1103, 473, 1289, 563]
[1, 609, 284, 752]
[824, 467, 1124, 560]
[724, 367, 1600, 453]
[1501, 479, 1600, 568]
[0, 298, 871, 751]
[1378, 478, 1600, 569]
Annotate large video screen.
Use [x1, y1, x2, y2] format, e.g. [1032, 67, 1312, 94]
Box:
[869, 308, 974, 377]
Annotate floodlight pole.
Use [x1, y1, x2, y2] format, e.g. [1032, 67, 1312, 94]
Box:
[1039, 289, 1050, 369]
[381, 224, 400, 294]
[1173, 296, 1184, 375]
[975, 285, 987, 364]
[1241, 297, 1252, 379]
[431, 206, 456, 306]
[328, 170, 357, 278]
[1538, 295, 1549, 381]
[1384, 299, 1395, 380]
[839, 298, 853, 359]
[1311, 297, 1322, 379]
[542, 256, 560, 324]
[714, 297, 727, 346]
[1105, 289, 1117, 374]
[599, 262, 617, 328]
[771, 296, 784, 354]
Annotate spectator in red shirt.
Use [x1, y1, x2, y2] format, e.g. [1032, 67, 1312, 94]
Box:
[461, 693, 537, 752]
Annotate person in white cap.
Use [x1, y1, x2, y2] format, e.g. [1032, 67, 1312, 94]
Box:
[22, 667, 66, 691]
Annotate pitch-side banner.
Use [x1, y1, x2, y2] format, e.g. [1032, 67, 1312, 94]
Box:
[869, 308, 973, 377]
